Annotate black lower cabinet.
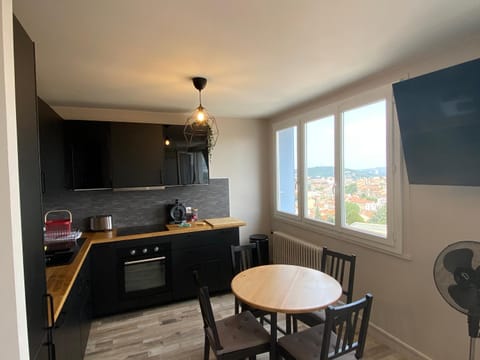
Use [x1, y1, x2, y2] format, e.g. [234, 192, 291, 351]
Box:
[90, 243, 118, 317]
[171, 228, 239, 300]
[54, 255, 91, 360]
[32, 334, 51, 360]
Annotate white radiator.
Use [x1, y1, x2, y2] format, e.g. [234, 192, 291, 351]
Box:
[271, 231, 323, 270]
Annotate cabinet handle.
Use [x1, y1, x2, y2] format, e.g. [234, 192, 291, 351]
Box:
[45, 293, 54, 330]
[124, 256, 166, 265]
[70, 145, 76, 189]
[41, 171, 46, 194]
[44, 293, 56, 360]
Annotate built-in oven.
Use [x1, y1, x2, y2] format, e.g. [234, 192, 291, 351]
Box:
[117, 242, 172, 302]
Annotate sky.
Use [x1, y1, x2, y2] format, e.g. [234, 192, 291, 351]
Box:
[306, 100, 386, 170]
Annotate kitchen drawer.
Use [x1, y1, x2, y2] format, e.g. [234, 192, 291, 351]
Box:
[170, 227, 238, 250]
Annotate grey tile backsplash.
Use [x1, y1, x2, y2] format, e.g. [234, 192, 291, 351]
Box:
[42, 178, 229, 231]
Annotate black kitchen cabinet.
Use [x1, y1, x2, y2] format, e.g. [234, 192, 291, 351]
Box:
[13, 15, 51, 360]
[163, 125, 209, 185]
[38, 97, 65, 195]
[54, 290, 81, 360]
[64, 120, 111, 190]
[171, 228, 239, 300]
[90, 242, 118, 316]
[54, 255, 92, 360]
[110, 122, 165, 188]
[61, 121, 209, 189]
[79, 255, 92, 355]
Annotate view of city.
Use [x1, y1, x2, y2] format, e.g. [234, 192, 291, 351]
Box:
[306, 166, 387, 236]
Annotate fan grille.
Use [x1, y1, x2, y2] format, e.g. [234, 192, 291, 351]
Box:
[434, 241, 480, 316]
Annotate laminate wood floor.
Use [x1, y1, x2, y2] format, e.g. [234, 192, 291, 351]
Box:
[84, 293, 405, 360]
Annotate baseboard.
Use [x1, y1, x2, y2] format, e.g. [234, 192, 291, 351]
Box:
[369, 321, 432, 360]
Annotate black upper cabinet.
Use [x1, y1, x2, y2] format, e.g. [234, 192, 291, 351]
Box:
[64, 120, 111, 190]
[38, 98, 65, 194]
[62, 121, 209, 190]
[164, 125, 209, 185]
[110, 122, 164, 188]
[13, 15, 49, 360]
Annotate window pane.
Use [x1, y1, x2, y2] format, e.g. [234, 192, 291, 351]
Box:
[276, 126, 298, 215]
[305, 115, 335, 224]
[342, 100, 387, 237]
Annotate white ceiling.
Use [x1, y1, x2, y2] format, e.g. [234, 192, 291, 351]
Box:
[12, 0, 480, 119]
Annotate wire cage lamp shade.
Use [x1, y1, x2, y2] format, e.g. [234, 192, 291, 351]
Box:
[184, 77, 218, 152]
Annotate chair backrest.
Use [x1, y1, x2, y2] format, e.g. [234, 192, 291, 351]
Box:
[321, 293, 373, 360]
[321, 247, 356, 303]
[230, 243, 262, 275]
[197, 286, 223, 352]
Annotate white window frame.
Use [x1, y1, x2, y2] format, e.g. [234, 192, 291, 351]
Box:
[273, 118, 301, 221]
[273, 85, 405, 255]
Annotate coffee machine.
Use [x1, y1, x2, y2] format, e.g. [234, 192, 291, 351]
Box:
[166, 199, 186, 224]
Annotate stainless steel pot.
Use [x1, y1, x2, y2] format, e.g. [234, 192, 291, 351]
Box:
[89, 215, 113, 231]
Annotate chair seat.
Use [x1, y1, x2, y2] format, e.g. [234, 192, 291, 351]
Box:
[215, 311, 271, 356]
[277, 324, 356, 360]
[294, 310, 326, 327]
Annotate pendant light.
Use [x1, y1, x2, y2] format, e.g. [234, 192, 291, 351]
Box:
[184, 77, 218, 153]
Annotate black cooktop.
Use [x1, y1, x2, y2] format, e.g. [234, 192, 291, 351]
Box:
[45, 237, 87, 267]
[116, 224, 167, 236]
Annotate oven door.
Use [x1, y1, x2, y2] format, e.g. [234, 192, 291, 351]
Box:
[119, 244, 171, 300]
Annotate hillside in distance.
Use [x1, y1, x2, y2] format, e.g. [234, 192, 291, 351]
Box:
[307, 166, 386, 178]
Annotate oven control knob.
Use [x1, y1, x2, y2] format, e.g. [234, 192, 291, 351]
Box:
[142, 248, 148, 254]
[154, 246, 159, 252]
[130, 249, 136, 256]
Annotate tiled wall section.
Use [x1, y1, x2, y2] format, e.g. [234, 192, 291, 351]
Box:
[42, 178, 229, 231]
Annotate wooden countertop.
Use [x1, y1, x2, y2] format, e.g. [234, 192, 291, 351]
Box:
[45, 217, 245, 322]
[204, 217, 246, 228]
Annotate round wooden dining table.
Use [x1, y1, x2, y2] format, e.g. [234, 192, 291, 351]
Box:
[231, 264, 342, 358]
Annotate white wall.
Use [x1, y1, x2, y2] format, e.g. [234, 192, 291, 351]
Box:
[270, 34, 480, 360]
[0, 0, 29, 358]
[54, 106, 272, 242]
[208, 116, 271, 242]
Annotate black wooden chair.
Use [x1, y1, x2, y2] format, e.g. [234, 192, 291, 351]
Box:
[230, 244, 264, 314]
[278, 294, 373, 360]
[231, 244, 289, 335]
[292, 247, 356, 331]
[197, 285, 271, 360]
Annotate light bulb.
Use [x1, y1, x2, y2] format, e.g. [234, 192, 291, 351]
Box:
[196, 110, 205, 122]
[164, 138, 171, 146]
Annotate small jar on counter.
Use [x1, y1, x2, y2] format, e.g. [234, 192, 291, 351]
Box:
[192, 208, 198, 222]
[185, 207, 192, 222]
